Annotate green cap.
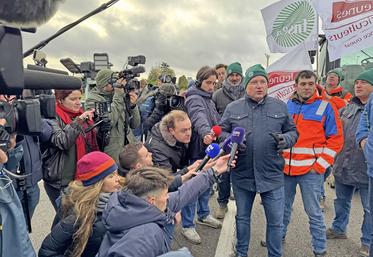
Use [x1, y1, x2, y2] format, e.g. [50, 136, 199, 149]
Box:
[243, 64, 268, 87]
[355, 69, 373, 86]
[327, 68, 343, 83]
[95, 69, 115, 89]
[227, 62, 243, 77]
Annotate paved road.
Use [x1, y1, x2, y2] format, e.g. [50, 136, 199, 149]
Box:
[30, 182, 367, 257]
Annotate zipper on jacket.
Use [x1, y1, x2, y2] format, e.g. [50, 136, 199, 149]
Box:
[288, 102, 303, 176]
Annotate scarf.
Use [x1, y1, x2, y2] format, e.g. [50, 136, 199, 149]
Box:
[223, 80, 245, 101]
[55, 103, 98, 162]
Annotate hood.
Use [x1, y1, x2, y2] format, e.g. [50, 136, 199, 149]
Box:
[150, 122, 177, 147]
[103, 190, 167, 233]
[90, 84, 113, 98]
[185, 86, 212, 98]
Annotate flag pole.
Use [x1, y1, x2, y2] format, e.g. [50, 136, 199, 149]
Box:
[316, 15, 320, 77]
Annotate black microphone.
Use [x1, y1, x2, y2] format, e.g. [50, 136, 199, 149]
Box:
[194, 143, 221, 174]
[227, 127, 246, 172]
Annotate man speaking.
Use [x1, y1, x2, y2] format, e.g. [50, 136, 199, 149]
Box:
[220, 64, 298, 257]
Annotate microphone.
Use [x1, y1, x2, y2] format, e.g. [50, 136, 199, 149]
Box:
[212, 136, 232, 161]
[227, 127, 246, 172]
[194, 143, 221, 174]
[211, 125, 222, 138]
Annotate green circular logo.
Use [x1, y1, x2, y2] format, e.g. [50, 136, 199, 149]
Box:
[272, 0, 315, 48]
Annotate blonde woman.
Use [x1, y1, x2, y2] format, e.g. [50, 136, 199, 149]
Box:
[39, 151, 122, 257]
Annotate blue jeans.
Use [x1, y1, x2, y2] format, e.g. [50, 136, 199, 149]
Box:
[181, 186, 211, 228]
[332, 180, 371, 246]
[283, 172, 326, 254]
[233, 184, 284, 257]
[217, 172, 231, 206]
[369, 178, 373, 256]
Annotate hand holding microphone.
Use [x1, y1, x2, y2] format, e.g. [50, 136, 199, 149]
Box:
[227, 127, 246, 172]
[203, 125, 222, 145]
[194, 143, 221, 175]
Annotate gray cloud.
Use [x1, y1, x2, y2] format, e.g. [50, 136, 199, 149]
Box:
[22, 0, 282, 77]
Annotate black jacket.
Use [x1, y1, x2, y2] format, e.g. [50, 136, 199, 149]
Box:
[146, 122, 189, 191]
[38, 212, 106, 257]
[334, 97, 368, 186]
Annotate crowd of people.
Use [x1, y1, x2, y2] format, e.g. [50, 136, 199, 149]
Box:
[1, 61, 373, 257]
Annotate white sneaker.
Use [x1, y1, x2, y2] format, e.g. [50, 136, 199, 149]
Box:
[181, 227, 201, 244]
[196, 215, 222, 228]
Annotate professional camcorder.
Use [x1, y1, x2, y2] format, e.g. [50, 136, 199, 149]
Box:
[0, 26, 82, 136]
[118, 55, 146, 94]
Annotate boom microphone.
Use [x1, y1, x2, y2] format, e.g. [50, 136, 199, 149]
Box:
[195, 143, 221, 174]
[227, 127, 246, 172]
[24, 69, 82, 90]
[0, 0, 64, 27]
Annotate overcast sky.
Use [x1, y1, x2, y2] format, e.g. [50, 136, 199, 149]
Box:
[22, 0, 285, 78]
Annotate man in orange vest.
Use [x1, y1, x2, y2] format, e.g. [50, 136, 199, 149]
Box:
[282, 70, 344, 257]
[321, 68, 353, 110]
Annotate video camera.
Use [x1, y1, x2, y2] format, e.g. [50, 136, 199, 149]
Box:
[0, 26, 82, 135]
[118, 55, 146, 94]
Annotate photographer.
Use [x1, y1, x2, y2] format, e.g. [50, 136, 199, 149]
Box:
[42, 89, 98, 211]
[143, 83, 185, 136]
[85, 69, 141, 162]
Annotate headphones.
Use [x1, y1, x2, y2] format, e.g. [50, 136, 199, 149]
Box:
[195, 79, 201, 88]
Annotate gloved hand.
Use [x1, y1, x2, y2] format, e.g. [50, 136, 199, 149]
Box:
[0, 125, 10, 152]
[269, 132, 287, 150]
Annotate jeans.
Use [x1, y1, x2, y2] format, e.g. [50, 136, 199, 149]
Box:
[332, 180, 371, 246]
[321, 167, 332, 198]
[369, 178, 373, 256]
[283, 172, 326, 254]
[181, 186, 211, 228]
[217, 172, 231, 206]
[233, 184, 284, 257]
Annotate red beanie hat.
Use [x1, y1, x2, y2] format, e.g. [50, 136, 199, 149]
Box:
[75, 151, 118, 186]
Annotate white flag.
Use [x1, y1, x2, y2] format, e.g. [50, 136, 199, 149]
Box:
[261, 0, 318, 53]
[267, 44, 313, 101]
[311, 0, 373, 61]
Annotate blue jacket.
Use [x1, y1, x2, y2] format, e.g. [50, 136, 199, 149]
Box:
[97, 170, 217, 257]
[356, 93, 373, 178]
[219, 95, 298, 193]
[185, 86, 220, 160]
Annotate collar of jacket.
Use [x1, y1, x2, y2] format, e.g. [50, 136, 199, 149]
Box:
[326, 85, 344, 95]
[290, 90, 322, 104]
[244, 93, 267, 106]
[351, 96, 365, 107]
[159, 119, 188, 149]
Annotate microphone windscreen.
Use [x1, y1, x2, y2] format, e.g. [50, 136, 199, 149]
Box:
[211, 125, 222, 137]
[205, 143, 221, 158]
[0, 0, 64, 27]
[221, 137, 232, 153]
[231, 127, 245, 144]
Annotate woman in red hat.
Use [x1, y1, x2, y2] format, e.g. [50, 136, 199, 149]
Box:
[39, 151, 122, 257]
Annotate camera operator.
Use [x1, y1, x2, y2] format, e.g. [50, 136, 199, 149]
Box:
[142, 83, 185, 137]
[42, 89, 98, 212]
[85, 69, 141, 162]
